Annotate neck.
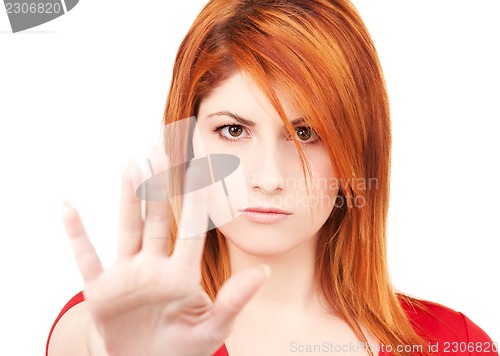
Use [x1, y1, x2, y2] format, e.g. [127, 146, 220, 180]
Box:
[227, 236, 326, 314]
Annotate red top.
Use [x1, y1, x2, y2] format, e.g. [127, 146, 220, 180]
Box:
[47, 292, 498, 356]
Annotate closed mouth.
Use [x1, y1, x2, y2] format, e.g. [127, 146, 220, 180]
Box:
[241, 207, 292, 215]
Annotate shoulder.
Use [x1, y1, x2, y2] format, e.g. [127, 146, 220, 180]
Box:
[46, 291, 85, 356]
[397, 294, 497, 353]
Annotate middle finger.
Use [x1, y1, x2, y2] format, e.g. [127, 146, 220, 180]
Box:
[141, 145, 171, 256]
[172, 159, 210, 269]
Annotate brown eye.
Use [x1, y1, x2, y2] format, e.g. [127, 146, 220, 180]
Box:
[214, 124, 250, 142]
[228, 125, 243, 137]
[297, 127, 311, 140]
[296, 127, 318, 142]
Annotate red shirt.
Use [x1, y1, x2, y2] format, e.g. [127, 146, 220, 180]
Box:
[47, 292, 498, 356]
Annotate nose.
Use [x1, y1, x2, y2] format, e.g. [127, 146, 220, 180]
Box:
[249, 145, 285, 193]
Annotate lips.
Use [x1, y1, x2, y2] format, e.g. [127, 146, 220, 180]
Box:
[242, 207, 292, 215]
[240, 207, 292, 224]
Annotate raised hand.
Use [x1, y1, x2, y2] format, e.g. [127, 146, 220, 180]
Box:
[61, 146, 270, 356]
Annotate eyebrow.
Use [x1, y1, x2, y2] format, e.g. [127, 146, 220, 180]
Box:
[207, 111, 255, 127]
[207, 110, 306, 127]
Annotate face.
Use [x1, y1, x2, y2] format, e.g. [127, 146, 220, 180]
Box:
[193, 71, 339, 257]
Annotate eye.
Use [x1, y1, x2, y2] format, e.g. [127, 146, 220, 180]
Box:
[214, 124, 250, 141]
[226, 125, 245, 138]
[293, 126, 320, 144]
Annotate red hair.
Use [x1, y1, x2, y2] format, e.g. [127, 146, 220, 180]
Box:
[163, 1, 432, 355]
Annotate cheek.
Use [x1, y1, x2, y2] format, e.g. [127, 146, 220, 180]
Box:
[206, 167, 248, 228]
[307, 157, 339, 211]
[203, 151, 249, 229]
[314, 165, 338, 193]
[190, 125, 248, 227]
[192, 124, 207, 158]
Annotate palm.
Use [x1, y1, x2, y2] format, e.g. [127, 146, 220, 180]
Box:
[83, 256, 213, 356]
[84, 255, 193, 307]
[62, 146, 269, 356]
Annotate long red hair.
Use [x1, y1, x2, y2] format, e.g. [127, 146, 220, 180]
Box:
[163, 1, 432, 355]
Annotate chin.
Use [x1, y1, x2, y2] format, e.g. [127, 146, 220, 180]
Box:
[226, 237, 300, 258]
[219, 225, 313, 259]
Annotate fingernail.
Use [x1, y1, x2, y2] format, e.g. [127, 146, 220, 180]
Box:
[62, 200, 71, 216]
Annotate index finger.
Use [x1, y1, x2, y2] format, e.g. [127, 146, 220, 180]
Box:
[171, 161, 210, 268]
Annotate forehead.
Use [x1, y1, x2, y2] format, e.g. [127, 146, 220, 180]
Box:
[197, 71, 301, 124]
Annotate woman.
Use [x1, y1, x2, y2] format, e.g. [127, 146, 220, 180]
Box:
[47, 0, 497, 355]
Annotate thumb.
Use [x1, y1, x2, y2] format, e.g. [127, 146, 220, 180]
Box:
[208, 265, 271, 337]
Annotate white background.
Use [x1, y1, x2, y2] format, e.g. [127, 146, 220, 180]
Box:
[0, 1, 498, 355]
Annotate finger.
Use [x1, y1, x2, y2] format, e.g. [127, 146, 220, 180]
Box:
[62, 202, 104, 283]
[207, 265, 270, 338]
[171, 161, 210, 268]
[142, 190, 171, 255]
[116, 160, 144, 259]
[142, 145, 171, 255]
